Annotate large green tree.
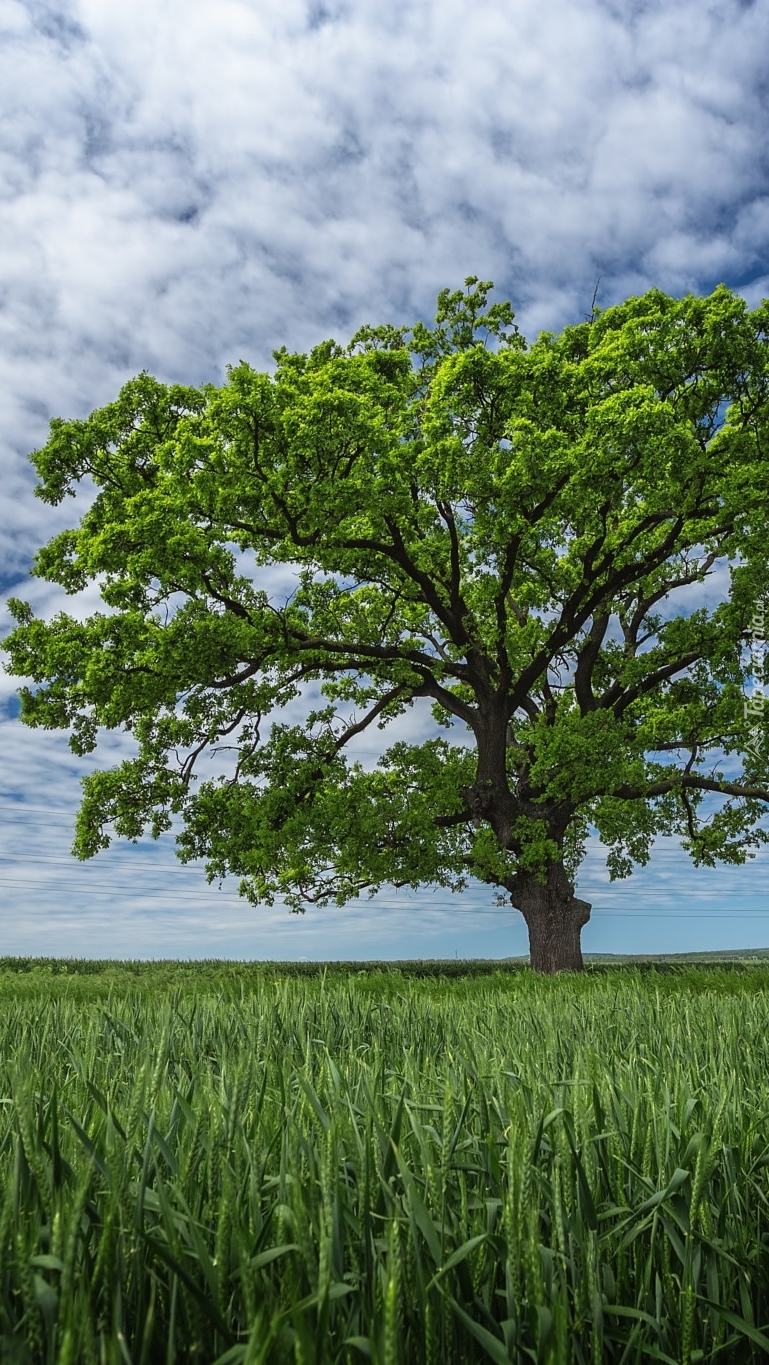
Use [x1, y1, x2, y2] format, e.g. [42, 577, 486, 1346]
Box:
[5, 279, 769, 971]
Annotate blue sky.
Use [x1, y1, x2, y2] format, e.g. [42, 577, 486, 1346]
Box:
[1, 0, 769, 960]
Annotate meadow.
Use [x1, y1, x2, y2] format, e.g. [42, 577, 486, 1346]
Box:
[0, 959, 768, 1364]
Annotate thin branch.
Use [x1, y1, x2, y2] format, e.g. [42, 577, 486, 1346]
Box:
[606, 651, 703, 717]
[328, 686, 409, 754]
[201, 571, 254, 623]
[681, 789, 699, 843]
[180, 735, 211, 786]
[621, 550, 720, 653]
[180, 707, 249, 784]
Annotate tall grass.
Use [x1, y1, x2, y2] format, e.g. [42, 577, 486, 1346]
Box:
[0, 963, 768, 1362]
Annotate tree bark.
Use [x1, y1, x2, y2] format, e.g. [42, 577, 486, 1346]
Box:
[508, 863, 591, 973]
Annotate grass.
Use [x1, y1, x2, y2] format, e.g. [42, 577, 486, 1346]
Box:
[0, 959, 768, 1362]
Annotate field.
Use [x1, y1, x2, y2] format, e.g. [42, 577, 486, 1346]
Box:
[1, 960, 769, 1363]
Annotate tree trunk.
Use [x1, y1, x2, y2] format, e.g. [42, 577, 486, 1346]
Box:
[509, 863, 591, 973]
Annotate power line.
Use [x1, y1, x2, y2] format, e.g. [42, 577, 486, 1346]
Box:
[0, 854, 762, 894]
[2, 840, 763, 880]
[0, 883, 767, 918]
[0, 879, 241, 901]
[0, 852, 206, 873]
[2, 820, 763, 865]
[0, 877, 478, 907]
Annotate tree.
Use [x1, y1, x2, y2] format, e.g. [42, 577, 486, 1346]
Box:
[5, 278, 769, 971]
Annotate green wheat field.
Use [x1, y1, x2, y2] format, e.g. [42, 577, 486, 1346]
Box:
[1, 957, 769, 1364]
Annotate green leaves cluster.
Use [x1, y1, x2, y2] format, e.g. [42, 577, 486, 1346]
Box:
[5, 277, 769, 912]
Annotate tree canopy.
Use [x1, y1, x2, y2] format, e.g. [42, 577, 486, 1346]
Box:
[6, 278, 769, 970]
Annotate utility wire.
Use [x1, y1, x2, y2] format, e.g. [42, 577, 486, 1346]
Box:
[0, 879, 240, 901]
[0, 880, 766, 916]
[0, 852, 207, 872]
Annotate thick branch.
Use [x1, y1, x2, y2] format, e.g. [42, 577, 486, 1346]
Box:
[492, 475, 572, 690]
[207, 662, 263, 690]
[610, 775, 769, 803]
[436, 500, 463, 620]
[573, 611, 610, 714]
[508, 512, 704, 716]
[384, 515, 477, 657]
[288, 630, 473, 682]
[604, 651, 703, 717]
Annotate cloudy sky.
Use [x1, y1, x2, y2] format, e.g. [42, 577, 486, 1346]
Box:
[2, 0, 769, 961]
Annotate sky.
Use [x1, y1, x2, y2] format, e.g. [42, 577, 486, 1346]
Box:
[1, 0, 769, 960]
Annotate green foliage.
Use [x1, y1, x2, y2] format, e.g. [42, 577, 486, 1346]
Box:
[4, 279, 769, 918]
[0, 964, 768, 1360]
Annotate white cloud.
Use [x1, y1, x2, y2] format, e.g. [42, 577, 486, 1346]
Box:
[2, 0, 769, 956]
